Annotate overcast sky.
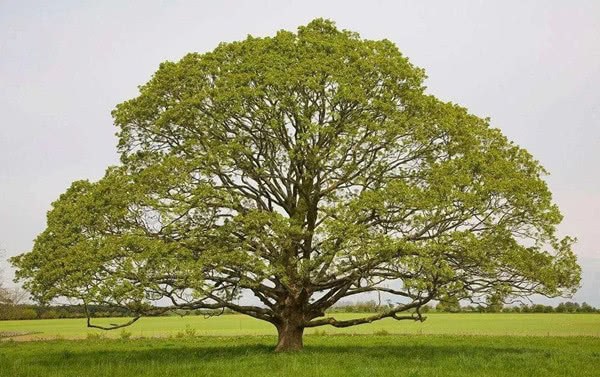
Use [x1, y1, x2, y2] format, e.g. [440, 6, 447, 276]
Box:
[1, 0, 599, 305]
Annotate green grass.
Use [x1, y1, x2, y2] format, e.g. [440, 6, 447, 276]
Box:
[1, 314, 599, 376]
[1, 313, 600, 340]
[1, 335, 599, 377]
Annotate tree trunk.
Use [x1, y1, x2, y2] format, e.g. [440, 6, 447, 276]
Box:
[275, 322, 304, 352]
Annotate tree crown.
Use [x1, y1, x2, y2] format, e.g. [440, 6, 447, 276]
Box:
[12, 19, 580, 345]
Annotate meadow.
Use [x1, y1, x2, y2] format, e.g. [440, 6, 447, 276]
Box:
[1, 313, 600, 339]
[1, 314, 599, 376]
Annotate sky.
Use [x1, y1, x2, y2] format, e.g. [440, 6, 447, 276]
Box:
[1, 0, 599, 305]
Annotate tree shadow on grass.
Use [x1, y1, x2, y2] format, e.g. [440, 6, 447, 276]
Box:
[26, 339, 542, 368]
[304, 343, 536, 358]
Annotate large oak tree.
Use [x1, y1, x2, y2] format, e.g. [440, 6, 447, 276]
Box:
[12, 19, 580, 351]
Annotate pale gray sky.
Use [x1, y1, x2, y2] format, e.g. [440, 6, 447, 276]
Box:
[1, 1, 599, 305]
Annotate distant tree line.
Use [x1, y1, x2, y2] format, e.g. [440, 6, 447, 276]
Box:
[327, 300, 600, 314]
[0, 304, 137, 320]
[1, 299, 598, 321]
[0, 285, 238, 320]
[434, 301, 599, 313]
[0, 300, 234, 321]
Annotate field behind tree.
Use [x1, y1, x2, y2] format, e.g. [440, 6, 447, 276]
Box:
[1, 313, 600, 340]
[1, 314, 600, 376]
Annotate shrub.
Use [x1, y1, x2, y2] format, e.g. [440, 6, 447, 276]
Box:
[86, 332, 104, 340]
[184, 325, 197, 337]
[40, 310, 59, 319]
[119, 330, 132, 340]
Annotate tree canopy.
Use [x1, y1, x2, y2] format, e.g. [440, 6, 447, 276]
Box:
[12, 19, 580, 351]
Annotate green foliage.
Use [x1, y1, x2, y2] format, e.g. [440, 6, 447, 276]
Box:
[174, 325, 199, 339]
[10, 19, 580, 347]
[435, 297, 461, 313]
[326, 300, 600, 314]
[328, 300, 385, 313]
[39, 310, 58, 319]
[0, 306, 38, 320]
[86, 332, 105, 341]
[119, 329, 132, 340]
[183, 325, 197, 338]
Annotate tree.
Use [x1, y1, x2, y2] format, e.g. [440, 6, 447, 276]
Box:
[0, 286, 29, 306]
[0, 282, 8, 305]
[0, 250, 32, 319]
[485, 291, 505, 313]
[435, 297, 461, 313]
[11, 19, 580, 351]
[564, 302, 581, 313]
[580, 302, 594, 313]
[0, 247, 9, 305]
[0, 288, 6, 305]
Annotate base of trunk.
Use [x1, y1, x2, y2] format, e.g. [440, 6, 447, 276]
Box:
[275, 324, 304, 352]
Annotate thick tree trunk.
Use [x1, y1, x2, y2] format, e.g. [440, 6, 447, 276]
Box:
[274, 322, 305, 352]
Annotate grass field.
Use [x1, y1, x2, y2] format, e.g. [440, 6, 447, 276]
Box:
[1, 314, 599, 376]
[1, 313, 600, 340]
[1, 335, 600, 377]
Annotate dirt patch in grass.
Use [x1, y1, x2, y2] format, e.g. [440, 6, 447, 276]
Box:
[0, 331, 41, 339]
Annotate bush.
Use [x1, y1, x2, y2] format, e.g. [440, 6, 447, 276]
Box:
[119, 330, 132, 340]
[184, 325, 197, 337]
[86, 332, 105, 340]
[0, 306, 38, 320]
[18, 308, 38, 320]
[40, 310, 59, 319]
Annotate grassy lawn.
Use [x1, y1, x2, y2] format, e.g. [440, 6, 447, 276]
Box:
[1, 335, 599, 377]
[1, 314, 599, 376]
[1, 313, 600, 340]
